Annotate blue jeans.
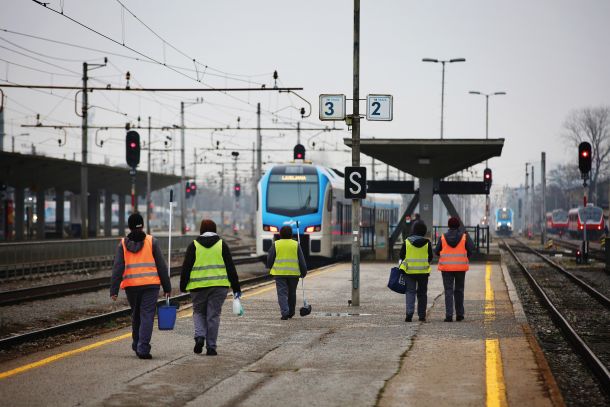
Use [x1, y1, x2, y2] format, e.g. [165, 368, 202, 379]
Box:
[441, 272, 466, 318]
[405, 274, 429, 318]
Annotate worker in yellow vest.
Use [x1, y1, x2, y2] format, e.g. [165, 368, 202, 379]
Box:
[434, 217, 475, 322]
[399, 221, 433, 322]
[110, 213, 171, 359]
[180, 219, 241, 355]
[267, 225, 307, 320]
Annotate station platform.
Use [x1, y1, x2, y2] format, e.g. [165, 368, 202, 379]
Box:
[0, 261, 559, 407]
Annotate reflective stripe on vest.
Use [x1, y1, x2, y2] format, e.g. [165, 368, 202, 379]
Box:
[399, 239, 430, 274]
[120, 234, 161, 289]
[438, 233, 469, 272]
[186, 239, 230, 290]
[270, 239, 300, 277]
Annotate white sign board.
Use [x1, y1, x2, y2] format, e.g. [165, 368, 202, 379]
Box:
[319, 94, 346, 121]
[366, 94, 393, 121]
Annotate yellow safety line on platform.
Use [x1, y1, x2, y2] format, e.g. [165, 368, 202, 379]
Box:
[484, 263, 508, 407]
[0, 333, 131, 380]
[0, 263, 343, 380]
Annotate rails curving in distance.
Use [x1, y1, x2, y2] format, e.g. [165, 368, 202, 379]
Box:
[0, 256, 262, 306]
[0, 271, 270, 351]
[502, 238, 610, 394]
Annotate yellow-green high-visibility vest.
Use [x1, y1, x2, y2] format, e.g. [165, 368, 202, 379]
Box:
[270, 239, 300, 277]
[399, 239, 431, 274]
[186, 240, 230, 291]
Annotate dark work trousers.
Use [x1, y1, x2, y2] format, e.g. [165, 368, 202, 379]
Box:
[191, 286, 229, 350]
[404, 274, 429, 318]
[275, 277, 299, 317]
[441, 271, 466, 318]
[125, 286, 159, 355]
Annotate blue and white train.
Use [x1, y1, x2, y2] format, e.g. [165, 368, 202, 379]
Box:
[255, 163, 402, 258]
[495, 207, 514, 236]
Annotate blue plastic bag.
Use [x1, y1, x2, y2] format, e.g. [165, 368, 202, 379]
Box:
[387, 267, 407, 294]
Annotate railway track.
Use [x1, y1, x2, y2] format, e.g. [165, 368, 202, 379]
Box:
[548, 238, 606, 262]
[502, 237, 610, 394]
[0, 255, 262, 306]
[0, 272, 270, 351]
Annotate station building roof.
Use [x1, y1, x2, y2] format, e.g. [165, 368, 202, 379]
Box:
[0, 151, 180, 195]
[344, 138, 505, 179]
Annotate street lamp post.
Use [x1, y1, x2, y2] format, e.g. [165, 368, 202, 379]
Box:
[422, 58, 466, 139]
[469, 91, 506, 229]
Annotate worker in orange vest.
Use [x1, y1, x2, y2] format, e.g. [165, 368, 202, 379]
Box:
[110, 213, 171, 359]
[434, 217, 474, 322]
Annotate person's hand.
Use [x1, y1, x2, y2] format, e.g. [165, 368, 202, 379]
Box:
[234, 291, 242, 299]
[111, 295, 118, 301]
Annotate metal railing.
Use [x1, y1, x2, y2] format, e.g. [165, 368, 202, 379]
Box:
[432, 225, 490, 254]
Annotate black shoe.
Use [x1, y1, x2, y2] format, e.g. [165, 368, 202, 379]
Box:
[131, 342, 137, 352]
[136, 353, 152, 359]
[456, 315, 464, 321]
[288, 312, 295, 319]
[444, 317, 453, 322]
[405, 314, 413, 322]
[194, 337, 205, 354]
[281, 315, 289, 320]
[206, 348, 217, 356]
[419, 317, 426, 322]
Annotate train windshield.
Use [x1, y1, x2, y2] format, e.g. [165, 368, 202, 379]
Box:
[498, 211, 511, 220]
[552, 210, 568, 222]
[267, 166, 319, 216]
[579, 206, 603, 222]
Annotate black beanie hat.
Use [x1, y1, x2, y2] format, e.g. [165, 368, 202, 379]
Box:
[128, 213, 144, 230]
[448, 217, 460, 229]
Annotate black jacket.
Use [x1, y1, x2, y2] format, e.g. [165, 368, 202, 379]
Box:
[110, 231, 172, 296]
[434, 228, 475, 258]
[266, 239, 308, 278]
[179, 233, 241, 293]
[399, 234, 433, 263]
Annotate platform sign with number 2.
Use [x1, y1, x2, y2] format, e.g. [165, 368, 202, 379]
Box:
[366, 94, 393, 121]
[319, 94, 346, 121]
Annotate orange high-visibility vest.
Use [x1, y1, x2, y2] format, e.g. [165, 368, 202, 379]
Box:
[438, 233, 469, 272]
[120, 234, 161, 289]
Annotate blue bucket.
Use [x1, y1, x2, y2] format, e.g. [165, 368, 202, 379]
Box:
[158, 303, 178, 330]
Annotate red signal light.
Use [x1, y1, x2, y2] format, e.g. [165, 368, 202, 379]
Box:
[297, 153, 303, 159]
[130, 142, 137, 148]
[235, 186, 241, 191]
[582, 151, 588, 157]
[191, 184, 197, 190]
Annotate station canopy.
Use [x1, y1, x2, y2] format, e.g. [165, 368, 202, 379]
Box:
[0, 151, 180, 194]
[344, 138, 505, 179]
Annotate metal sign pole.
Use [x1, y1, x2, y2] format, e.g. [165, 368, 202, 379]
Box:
[351, 0, 361, 307]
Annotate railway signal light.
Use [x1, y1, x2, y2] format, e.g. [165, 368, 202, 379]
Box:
[185, 181, 192, 197]
[483, 168, 492, 193]
[190, 182, 197, 197]
[126, 130, 141, 168]
[578, 141, 592, 176]
[234, 183, 241, 198]
[294, 144, 305, 160]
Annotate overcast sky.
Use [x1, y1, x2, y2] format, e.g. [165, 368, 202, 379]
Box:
[1, 0, 609, 189]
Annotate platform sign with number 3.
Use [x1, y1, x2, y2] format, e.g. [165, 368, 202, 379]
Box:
[366, 94, 393, 121]
[319, 94, 346, 121]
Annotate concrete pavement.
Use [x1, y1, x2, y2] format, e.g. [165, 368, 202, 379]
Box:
[0, 261, 558, 407]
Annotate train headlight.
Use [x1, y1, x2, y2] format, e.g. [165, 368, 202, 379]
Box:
[263, 225, 279, 233]
[305, 225, 321, 233]
[497, 222, 502, 227]
[507, 222, 511, 227]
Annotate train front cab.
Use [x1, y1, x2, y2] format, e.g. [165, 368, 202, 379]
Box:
[256, 165, 334, 258]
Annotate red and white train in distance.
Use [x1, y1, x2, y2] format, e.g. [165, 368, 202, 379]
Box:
[545, 209, 568, 236]
[566, 204, 605, 239]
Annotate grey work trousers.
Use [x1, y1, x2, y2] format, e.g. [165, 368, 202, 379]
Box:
[125, 286, 159, 355]
[441, 271, 466, 318]
[405, 274, 429, 318]
[191, 286, 229, 350]
[275, 277, 299, 317]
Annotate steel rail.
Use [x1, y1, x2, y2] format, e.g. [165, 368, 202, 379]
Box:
[0, 256, 262, 306]
[0, 272, 270, 350]
[503, 239, 610, 393]
[550, 239, 606, 262]
[512, 238, 610, 308]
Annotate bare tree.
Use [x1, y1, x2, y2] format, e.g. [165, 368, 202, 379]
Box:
[562, 106, 610, 203]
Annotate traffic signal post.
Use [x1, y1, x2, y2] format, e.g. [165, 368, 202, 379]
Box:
[578, 142, 592, 264]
